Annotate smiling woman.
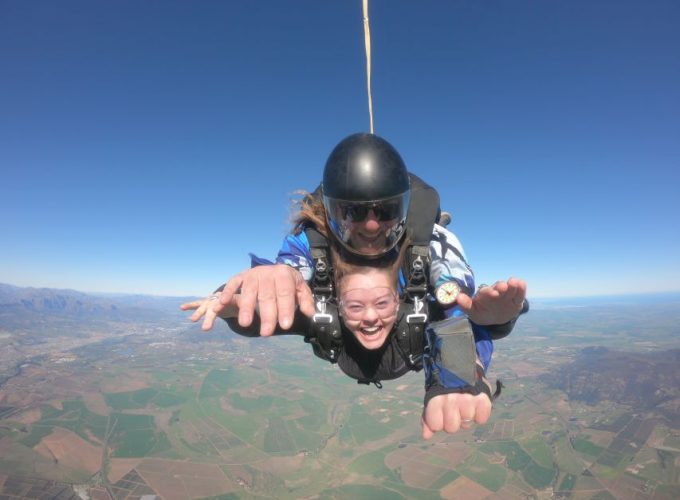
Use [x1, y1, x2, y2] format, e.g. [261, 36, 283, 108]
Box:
[326, 246, 415, 382]
[338, 282, 399, 350]
[333, 240, 405, 351]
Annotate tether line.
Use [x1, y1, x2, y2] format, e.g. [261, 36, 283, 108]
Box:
[363, 0, 374, 133]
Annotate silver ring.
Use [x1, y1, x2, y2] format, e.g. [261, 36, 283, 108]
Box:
[209, 294, 220, 301]
[461, 418, 474, 424]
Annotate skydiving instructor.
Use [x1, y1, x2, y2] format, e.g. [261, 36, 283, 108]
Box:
[183, 133, 528, 438]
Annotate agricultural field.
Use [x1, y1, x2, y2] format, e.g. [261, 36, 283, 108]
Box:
[1, 297, 679, 498]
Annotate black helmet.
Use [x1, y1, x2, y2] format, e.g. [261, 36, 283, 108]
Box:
[322, 133, 410, 257]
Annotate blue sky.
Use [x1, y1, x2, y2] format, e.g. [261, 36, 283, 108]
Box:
[1, 0, 678, 299]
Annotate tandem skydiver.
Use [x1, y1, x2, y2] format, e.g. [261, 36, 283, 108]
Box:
[182, 133, 528, 438]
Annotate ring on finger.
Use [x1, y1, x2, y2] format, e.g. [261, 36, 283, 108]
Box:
[209, 294, 220, 301]
[461, 418, 474, 424]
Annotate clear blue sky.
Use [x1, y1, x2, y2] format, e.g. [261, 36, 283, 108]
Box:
[1, 1, 678, 298]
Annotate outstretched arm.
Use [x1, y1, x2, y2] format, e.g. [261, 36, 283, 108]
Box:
[421, 358, 498, 439]
[456, 277, 527, 326]
[422, 390, 492, 439]
[421, 313, 501, 439]
[181, 264, 315, 335]
[219, 264, 315, 336]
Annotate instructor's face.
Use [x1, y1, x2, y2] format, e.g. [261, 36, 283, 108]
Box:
[324, 192, 408, 257]
[348, 209, 395, 256]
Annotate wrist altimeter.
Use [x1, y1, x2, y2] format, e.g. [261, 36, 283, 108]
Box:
[434, 280, 461, 306]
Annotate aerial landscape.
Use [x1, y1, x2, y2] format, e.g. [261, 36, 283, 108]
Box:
[3, 2, 679, 499]
[1, 283, 679, 499]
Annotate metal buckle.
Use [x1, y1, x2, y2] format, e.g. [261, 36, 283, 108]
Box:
[312, 296, 333, 323]
[408, 353, 422, 365]
[406, 296, 427, 323]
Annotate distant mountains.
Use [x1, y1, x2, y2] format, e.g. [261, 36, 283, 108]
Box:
[547, 346, 680, 427]
[0, 282, 197, 325]
[531, 291, 680, 310]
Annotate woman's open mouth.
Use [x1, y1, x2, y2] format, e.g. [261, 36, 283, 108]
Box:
[360, 325, 382, 337]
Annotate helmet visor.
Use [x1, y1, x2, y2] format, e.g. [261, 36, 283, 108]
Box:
[323, 192, 410, 257]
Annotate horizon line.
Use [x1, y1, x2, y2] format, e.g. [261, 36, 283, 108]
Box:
[2, 280, 679, 303]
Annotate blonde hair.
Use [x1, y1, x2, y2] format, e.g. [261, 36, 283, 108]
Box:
[291, 190, 328, 238]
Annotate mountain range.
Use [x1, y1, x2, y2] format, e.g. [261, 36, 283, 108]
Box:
[0, 282, 196, 326]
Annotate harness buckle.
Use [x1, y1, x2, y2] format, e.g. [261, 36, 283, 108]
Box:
[406, 296, 428, 324]
[313, 313, 333, 323]
[312, 296, 333, 324]
[315, 259, 328, 273]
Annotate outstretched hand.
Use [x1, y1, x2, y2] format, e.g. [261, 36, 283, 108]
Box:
[456, 277, 527, 325]
[422, 392, 492, 439]
[180, 294, 238, 331]
[219, 264, 315, 336]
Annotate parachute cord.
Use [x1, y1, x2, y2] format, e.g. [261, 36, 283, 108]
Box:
[362, 0, 374, 134]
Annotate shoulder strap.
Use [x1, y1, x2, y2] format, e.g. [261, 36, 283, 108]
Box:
[403, 173, 439, 300]
[394, 174, 441, 369]
[393, 302, 426, 370]
[304, 227, 343, 363]
[406, 173, 440, 246]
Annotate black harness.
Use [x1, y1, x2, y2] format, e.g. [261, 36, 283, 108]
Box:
[304, 174, 441, 372]
[304, 228, 344, 363]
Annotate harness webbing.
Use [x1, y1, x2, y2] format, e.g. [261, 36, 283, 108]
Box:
[398, 174, 440, 367]
[406, 174, 440, 246]
[305, 228, 343, 363]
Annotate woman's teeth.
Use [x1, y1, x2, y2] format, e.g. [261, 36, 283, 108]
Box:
[361, 326, 380, 335]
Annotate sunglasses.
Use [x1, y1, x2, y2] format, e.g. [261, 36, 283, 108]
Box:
[341, 202, 402, 222]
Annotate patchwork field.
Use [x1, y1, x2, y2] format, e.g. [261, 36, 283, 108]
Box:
[1, 298, 679, 498]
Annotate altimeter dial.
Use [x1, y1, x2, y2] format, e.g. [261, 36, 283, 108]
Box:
[434, 281, 461, 306]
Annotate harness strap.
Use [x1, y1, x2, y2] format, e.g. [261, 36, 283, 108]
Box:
[407, 174, 440, 246]
[404, 245, 429, 296]
[357, 379, 383, 389]
[395, 174, 439, 370]
[305, 228, 343, 363]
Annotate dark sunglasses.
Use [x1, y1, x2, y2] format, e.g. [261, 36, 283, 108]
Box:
[341, 202, 402, 222]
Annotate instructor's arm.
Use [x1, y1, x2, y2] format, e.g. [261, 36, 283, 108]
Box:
[219, 264, 315, 336]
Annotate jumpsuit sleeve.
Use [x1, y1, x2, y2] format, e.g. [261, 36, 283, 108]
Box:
[428, 224, 494, 367]
[274, 231, 314, 281]
[423, 225, 528, 405]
